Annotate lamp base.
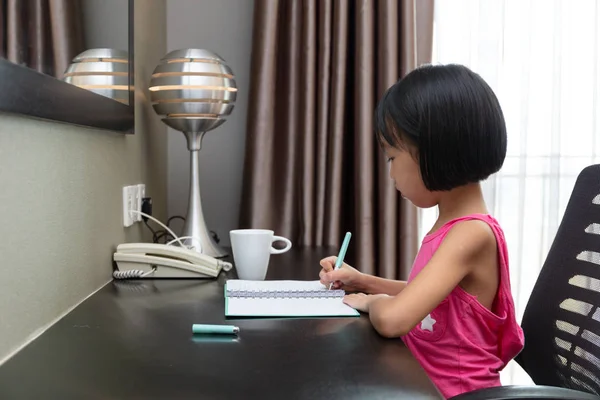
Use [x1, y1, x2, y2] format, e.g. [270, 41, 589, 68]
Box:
[181, 131, 229, 259]
[180, 221, 228, 259]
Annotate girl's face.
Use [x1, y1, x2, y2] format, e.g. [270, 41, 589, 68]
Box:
[384, 145, 438, 208]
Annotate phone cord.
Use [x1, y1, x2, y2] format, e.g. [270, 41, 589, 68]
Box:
[113, 268, 156, 279]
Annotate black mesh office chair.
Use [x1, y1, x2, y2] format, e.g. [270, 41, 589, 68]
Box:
[451, 164, 600, 400]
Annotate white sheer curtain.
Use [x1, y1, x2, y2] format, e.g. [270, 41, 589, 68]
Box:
[427, 0, 600, 385]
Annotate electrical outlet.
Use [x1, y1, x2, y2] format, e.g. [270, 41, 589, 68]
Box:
[132, 185, 140, 223]
[136, 184, 146, 222]
[122, 185, 136, 227]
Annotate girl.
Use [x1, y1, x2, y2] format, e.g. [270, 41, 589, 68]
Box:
[319, 64, 525, 399]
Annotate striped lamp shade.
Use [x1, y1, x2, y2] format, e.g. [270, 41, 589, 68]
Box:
[148, 49, 237, 133]
[62, 48, 130, 104]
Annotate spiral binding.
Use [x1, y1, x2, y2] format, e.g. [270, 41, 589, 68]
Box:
[226, 289, 345, 299]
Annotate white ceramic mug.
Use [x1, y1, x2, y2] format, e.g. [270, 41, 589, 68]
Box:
[229, 229, 292, 280]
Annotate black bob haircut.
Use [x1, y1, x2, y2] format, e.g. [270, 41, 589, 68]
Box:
[375, 63, 507, 192]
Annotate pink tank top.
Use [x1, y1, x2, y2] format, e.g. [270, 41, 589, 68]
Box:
[401, 214, 525, 399]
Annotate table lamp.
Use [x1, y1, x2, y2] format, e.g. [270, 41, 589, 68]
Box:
[149, 49, 237, 258]
[62, 48, 130, 104]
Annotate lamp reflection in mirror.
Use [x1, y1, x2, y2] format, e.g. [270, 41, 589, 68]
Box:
[149, 49, 237, 258]
[62, 48, 130, 104]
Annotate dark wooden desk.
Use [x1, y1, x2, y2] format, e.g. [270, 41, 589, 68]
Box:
[0, 247, 442, 399]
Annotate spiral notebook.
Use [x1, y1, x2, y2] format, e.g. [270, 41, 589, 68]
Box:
[224, 280, 360, 318]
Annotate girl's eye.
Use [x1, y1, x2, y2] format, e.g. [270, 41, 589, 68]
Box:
[387, 157, 394, 163]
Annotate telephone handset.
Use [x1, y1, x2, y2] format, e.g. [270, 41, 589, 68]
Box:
[113, 243, 232, 279]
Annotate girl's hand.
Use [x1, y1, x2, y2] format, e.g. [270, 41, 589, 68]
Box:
[318, 256, 364, 292]
[343, 293, 390, 313]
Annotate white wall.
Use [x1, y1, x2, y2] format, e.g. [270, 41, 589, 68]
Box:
[166, 0, 254, 245]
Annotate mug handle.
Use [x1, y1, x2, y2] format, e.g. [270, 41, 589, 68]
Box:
[270, 236, 292, 254]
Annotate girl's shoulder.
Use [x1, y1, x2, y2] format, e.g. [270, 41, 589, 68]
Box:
[411, 213, 507, 281]
[423, 213, 504, 246]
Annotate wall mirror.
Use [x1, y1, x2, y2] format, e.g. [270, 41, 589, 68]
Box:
[0, 0, 134, 132]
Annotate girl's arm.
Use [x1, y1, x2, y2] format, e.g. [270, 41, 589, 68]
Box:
[344, 220, 497, 337]
[319, 257, 406, 295]
[360, 274, 407, 296]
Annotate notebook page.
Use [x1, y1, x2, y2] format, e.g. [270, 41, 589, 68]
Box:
[226, 280, 328, 293]
[226, 297, 359, 317]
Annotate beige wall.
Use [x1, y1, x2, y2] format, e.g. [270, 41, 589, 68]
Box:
[166, 0, 254, 244]
[0, 1, 167, 363]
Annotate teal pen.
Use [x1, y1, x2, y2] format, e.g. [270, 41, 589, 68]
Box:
[329, 232, 352, 290]
[192, 324, 240, 335]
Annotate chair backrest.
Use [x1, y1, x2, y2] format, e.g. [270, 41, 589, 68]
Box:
[517, 164, 600, 396]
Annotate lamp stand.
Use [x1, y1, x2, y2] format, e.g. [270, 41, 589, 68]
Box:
[181, 131, 228, 258]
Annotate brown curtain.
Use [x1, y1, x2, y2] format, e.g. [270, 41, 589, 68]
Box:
[0, 0, 84, 78]
[240, 0, 434, 279]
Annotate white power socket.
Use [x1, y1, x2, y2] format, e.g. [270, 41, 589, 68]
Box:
[122, 185, 136, 227]
[135, 184, 146, 222]
[122, 184, 146, 227]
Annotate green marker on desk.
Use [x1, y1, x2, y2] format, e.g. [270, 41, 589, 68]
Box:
[329, 232, 352, 290]
[192, 324, 240, 335]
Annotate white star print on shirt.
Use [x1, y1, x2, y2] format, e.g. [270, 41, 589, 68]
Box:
[421, 314, 437, 332]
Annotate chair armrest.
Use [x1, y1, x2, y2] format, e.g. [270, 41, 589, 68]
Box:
[449, 385, 600, 400]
